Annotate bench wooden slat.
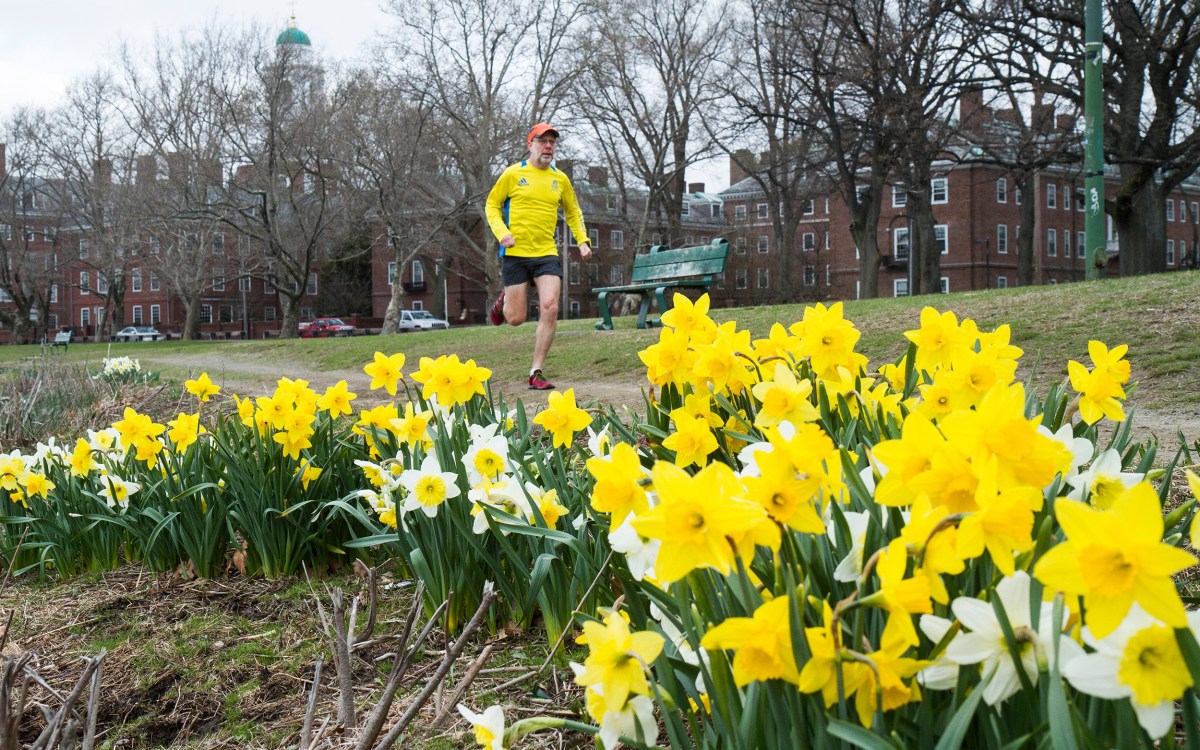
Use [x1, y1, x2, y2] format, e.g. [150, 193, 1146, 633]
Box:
[592, 239, 730, 330]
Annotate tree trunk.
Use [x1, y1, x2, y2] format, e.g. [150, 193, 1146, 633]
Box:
[280, 296, 301, 338]
[908, 190, 939, 296]
[1017, 174, 1037, 286]
[380, 277, 405, 335]
[182, 295, 201, 340]
[850, 186, 884, 298]
[1115, 174, 1166, 276]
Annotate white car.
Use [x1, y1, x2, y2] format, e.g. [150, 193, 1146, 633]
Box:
[115, 325, 166, 342]
[398, 310, 450, 332]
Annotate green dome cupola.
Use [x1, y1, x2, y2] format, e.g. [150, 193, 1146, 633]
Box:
[276, 16, 312, 47]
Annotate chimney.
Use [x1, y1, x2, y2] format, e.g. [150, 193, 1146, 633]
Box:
[136, 155, 157, 185]
[93, 158, 113, 186]
[729, 150, 753, 186]
[587, 166, 608, 187]
[556, 158, 574, 180]
[0, 144, 6, 181]
[166, 152, 187, 181]
[958, 88, 986, 131]
[1056, 113, 1076, 132]
[1031, 103, 1054, 133]
[688, 182, 706, 194]
[235, 164, 255, 184]
[995, 108, 1020, 126]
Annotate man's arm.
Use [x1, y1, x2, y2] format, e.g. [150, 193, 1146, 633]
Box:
[484, 169, 515, 246]
[560, 178, 591, 258]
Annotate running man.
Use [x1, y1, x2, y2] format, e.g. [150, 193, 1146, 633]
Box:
[484, 122, 593, 390]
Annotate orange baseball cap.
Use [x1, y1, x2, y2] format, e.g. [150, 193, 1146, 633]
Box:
[527, 122, 559, 145]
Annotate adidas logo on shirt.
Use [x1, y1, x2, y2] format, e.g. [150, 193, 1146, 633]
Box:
[517, 178, 530, 186]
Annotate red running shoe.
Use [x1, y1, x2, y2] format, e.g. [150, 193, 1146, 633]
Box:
[489, 292, 506, 326]
[528, 369, 554, 390]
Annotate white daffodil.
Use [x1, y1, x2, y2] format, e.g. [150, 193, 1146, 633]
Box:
[1063, 605, 1200, 738]
[570, 664, 659, 750]
[827, 510, 871, 583]
[652, 604, 708, 693]
[87, 427, 121, 454]
[1065, 448, 1143, 508]
[916, 614, 962, 691]
[609, 513, 660, 582]
[587, 425, 615, 457]
[98, 475, 141, 510]
[399, 454, 461, 518]
[1037, 423, 1094, 479]
[463, 425, 511, 485]
[941, 570, 1081, 705]
[456, 703, 506, 750]
[468, 475, 526, 534]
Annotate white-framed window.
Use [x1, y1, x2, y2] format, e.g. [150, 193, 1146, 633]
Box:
[569, 261, 580, 286]
[610, 265, 624, 285]
[940, 277, 950, 294]
[892, 186, 907, 207]
[734, 205, 747, 220]
[50, 284, 58, 303]
[824, 231, 830, 250]
[1076, 189, 1086, 211]
[855, 185, 869, 204]
[681, 201, 690, 217]
[411, 260, 424, 285]
[757, 236, 770, 254]
[757, 267, 770, 288]
[996, 178, 1007, 203]
[935, 224, 948, 255]
[931, 177, 948, 204]
[711, 204, 721, 219]
[1047, 229, 1057, 257]
[79, 239, 90, 259]
[96, 273, 108, 295]
[213, 267, 225, 291]
[150, 304, 161, 324]
[569, 300, 580, 317]
[212, 233, 225, 254]
[802, 233, 816, 252]
[735, 269, 748, 289]
[200, 304, 212, 324]
[610, 230, 624, 249]
[1078, 231, 1086, 258]
[757, 203, 768, 219]
[1191, 202, 1199, 222]
[185, 233, 199, 252]
[0, 224, 10, 240]
[410, 300, 423, 311]
[132, 305, 143, 325]
[893, 228, 910, 260]
[997, 224, 1008, 254]
[893, 278, 909, 297]
[803, 265, 816, 286]
[997, 276, 1008, 289]
[588, 228, 599, 247]
[1167, 239, 1176, 265]
[307, 272, 318, 295]
[81, 307, 91, 327]
[803, 199, 815, 215]
[239, 274, 251, 292]
[825, 264, 832, 286]
[734, 237, 747, 255]
[1047, 183, 1057, 209]
[24, 227, 35, 243]
[132, 267, 142, 292]
[219, 305, 234, 323]
[387, 262, 397, 285]
[264, 307, 277, 321]
[1167, 199, 1175, 222]
[150, 271, 160, 292]
[606, 194, 618, 214]
[1015, 186, 1023, 205]
[150, 236, 161, 254]
[1063, 230, 1071, 258]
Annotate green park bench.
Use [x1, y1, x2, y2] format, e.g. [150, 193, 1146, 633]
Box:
[44, 330, 73, 354]
[592, 238, 731, 330]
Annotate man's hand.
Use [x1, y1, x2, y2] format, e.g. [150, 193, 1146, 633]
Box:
[500, 234, 515, 249]
[580, 242, 592, 259]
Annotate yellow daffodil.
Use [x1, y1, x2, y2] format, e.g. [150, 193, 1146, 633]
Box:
[574, 611, 665, 710]
[659, 292, 717, 344]
[871, 538, 933, 647]
[1034, 482, 1197, 638]
[532, 388, 592, 449]
[19, 471, 54, 499]
[363, 351, 406, 395]
[750, 363, 818, 429]
[184, 372, 220, 402]
[700, 596, 800, 686]
[662, 411, 718, 468]
[791, 301, 867, 378]
[586, 442, 650, 528]
[166, 412, 205, 453]
[390, 401, 434, 449]
[316, 380, 357, 418]
[905, 307, 970, 374]
[295, 461, 323, 490]
[632, 462, 769, 583]
[112, 407, 166, 452]
[70, 438, 97, 478]
[638, 326, 697, 387]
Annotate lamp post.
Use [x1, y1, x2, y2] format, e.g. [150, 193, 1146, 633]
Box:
[1083, 0, 1105, 279]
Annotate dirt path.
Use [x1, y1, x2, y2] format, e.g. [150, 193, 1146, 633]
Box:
[137, 351, 1200, 449]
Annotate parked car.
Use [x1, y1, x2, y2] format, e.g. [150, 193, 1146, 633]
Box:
[299, 317, 357, 338]
[114, 325, 166, 342]
[398, 310, 450, 332]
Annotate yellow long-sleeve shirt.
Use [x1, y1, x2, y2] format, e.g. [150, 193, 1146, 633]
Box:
[484, 161, 590, 258]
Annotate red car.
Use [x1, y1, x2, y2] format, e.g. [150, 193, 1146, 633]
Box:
[299, 317, 357, 338]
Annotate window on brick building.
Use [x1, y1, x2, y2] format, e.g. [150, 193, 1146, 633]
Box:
[757, 267, 770, 288]
[931, 178, 948, 204]
[996, 178, 1007, 203]
[997, 224, 1008, 254]
[893, 186, 907, 207]
[1047, 183, 1057, 209]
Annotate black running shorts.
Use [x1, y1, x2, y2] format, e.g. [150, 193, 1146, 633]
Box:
[501, 255, 562, 286]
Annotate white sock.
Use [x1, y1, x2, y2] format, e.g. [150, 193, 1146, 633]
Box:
[530, 368, 539, 377]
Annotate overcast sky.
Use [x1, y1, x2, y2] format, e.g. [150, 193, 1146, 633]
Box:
[0, 0, 728, 190]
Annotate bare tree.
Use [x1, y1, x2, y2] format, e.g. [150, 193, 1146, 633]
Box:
[1019, 0, 1200, 276]
[573, 0, 728, 250]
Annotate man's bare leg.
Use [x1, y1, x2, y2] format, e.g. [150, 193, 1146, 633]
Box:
[503, 282, 529, 326]
[531, 273, 561, 372]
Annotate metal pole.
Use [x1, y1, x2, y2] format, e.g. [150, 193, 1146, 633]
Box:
[1083, 0, 1105, 279]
